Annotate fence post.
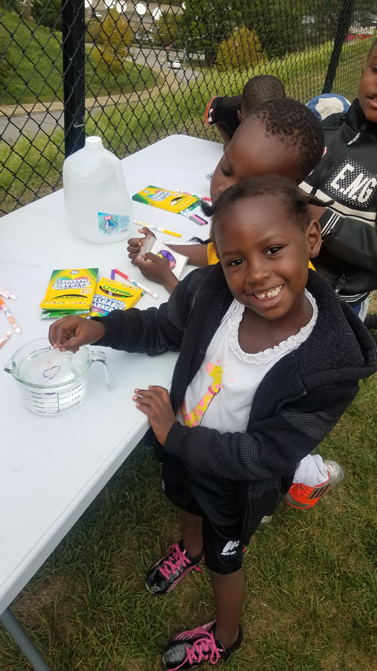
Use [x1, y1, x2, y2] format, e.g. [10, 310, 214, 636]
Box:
[322, 0, 355, 94]
[62, 0, 86, 157]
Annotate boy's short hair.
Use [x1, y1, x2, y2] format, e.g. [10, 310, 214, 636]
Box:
[241, 75, 285, 115]
[243, 98, 324, 183]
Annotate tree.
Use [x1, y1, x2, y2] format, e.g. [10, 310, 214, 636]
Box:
[0, 0, 24, 14]
[242, 0, 377, 60]
[92, 8, 133, 83]
[150, 11, 183, 50]
[216, 26, 265, 71]
[86, 15, 102, 45]
[31, 0, 62, 31]
[180, 0, 236, 64]
[242, 0, 306, 59]
[0, 27, 13, 87]
[300, 0, 377, 48]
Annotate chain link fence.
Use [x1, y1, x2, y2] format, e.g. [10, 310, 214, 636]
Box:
[0, 0, 376, 215]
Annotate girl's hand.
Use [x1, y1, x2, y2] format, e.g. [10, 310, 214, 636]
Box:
[49, 316, 106, 353]
[132, 252, 179, 293]
[133, 386, 176, 445]
[127, 227, 156, 261]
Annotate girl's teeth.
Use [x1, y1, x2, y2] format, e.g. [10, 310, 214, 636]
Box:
[254, 285, 283, 300]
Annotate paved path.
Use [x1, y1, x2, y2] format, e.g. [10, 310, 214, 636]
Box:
[0, 60, 189, 143]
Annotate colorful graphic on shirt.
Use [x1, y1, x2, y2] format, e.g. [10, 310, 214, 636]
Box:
[179, 362, 223, 428]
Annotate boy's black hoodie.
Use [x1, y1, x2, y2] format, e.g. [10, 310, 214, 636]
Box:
[95, 266, 377, 539]
[301, 99, 377, 306]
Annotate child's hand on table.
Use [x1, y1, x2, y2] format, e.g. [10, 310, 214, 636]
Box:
[132, 253, 179, 293]
[49, 316, 106, 353]
[127, 227, 156, 261]
[133, 386, 176, 445]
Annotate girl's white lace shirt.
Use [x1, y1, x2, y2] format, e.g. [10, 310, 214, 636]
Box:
[227, 290, 318, 365]
[176, 290, 318, 434]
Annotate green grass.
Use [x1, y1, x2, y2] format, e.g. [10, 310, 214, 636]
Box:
[0, 34, 374, 216]
[1, 27, 377, 670]
[1, 372, 376, 670]
[0, 10, 161, 105]
[199, 36, 375, 103]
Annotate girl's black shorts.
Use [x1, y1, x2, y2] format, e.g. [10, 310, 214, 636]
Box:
[162, 452, 268, 574]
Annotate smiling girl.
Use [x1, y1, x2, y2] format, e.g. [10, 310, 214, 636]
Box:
[49, 175, 377, 669]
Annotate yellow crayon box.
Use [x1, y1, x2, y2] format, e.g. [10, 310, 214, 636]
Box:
[132, 186, 198, 213]
[40, 268, 98, 311]
[89, 277, 143, 317]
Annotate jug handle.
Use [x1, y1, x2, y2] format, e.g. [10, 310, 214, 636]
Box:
[89, 349, 114, 389]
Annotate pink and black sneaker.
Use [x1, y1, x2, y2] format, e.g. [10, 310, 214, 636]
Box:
[145, 540, 204, 595]
[163, 620, 243, 669]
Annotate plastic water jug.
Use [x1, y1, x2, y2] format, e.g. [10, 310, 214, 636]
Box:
[63, 136, 133, 243]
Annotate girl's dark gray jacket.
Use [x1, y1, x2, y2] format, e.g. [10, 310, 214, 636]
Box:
[95, 265, 377, 536]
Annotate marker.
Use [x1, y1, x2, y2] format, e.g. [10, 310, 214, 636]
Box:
[113, 269, 159, 299]
[175, 189, 211, 203]
[180, 209, 208, 226]
[134, 220, 181, 238]
[0, 331, 11, 349]
[0, 297, 21, 334]
[0, 286, 16, 299]
[110, 269, 115, 280]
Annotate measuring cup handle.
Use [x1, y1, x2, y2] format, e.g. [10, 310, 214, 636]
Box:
[88, 349, 114, 389]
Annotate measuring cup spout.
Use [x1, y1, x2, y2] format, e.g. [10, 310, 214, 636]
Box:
[88, 349, 114, 389]
[3, 358, 15, 376]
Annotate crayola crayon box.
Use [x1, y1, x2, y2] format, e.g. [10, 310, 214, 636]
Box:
[132, 186, 199, 213]
[89, 277, 143, 317]
[40, 268, 98, 317]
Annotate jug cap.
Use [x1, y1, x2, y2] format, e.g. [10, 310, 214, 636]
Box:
[85, 136, 103, 151]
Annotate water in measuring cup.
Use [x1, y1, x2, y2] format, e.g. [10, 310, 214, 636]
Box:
[17, 352, 88, 415]
[19, 373, 87, 415]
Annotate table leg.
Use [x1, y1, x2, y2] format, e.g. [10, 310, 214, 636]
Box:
[0, 607, 52, 671]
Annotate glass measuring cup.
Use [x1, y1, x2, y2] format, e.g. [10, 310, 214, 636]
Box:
[4, 337, 113, 416]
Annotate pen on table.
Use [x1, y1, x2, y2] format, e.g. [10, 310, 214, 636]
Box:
[113, 268, 159, 299]
[0, 286, 17, 300]
[0, 331, 11, 349]
[134, 220, 181, 238]
[180, 209, 208, 226]
[175, 189, 211, 203]
[0, 296, 21, 334]
[111, 268, 145, 297]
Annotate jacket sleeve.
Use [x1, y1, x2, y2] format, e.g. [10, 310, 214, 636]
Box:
[205, 95, 221, 125]
[164, 383, 359, 481]
[320, 208, 377, 272]
[93, 267, 208, 355]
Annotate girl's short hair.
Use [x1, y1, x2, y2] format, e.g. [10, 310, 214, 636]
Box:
[211, 174, 329, 249]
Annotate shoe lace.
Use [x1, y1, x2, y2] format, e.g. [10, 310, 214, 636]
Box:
[158, 543, 193, 580]
[171, 632, 221, 670]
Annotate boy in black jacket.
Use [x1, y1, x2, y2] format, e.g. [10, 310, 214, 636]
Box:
[204, 74, 285, 148]
[49, 177, 377, 670]
[302, 39, 377, 318]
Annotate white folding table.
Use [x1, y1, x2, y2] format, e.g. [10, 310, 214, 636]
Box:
[0, 135, 223, 669]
